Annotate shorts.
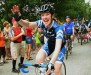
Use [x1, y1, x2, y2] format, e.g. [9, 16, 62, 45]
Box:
[10, 42, 25, 59]
[41, 43, 66, 64]
[65, 34, 72, 40]
[26, 36, 33, 44]
[22, 41, 26, 49]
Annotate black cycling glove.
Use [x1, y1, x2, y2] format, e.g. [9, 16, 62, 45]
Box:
[47, 63, 55, 70]
[13, 12, 22, 21]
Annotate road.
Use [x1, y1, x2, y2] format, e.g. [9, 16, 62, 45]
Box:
[0, 39, 91, 75]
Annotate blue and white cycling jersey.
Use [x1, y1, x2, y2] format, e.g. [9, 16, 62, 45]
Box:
[36, 20, 65, 45]
[88, 22, 91, 28]
[36, 20, 66, 63]
[36, 20, 63, 39]
[64, 22, 74, 34]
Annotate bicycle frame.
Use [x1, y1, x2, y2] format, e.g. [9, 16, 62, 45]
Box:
[20, 62, 66, 75]
[65, 34, 72, 60]
[20, 63, 54, 75]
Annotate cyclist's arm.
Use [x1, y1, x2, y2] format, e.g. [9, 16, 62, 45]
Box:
[50, 39, 62, 64]
[72, 27, 75, 35]
[86, 25, 90, 31]
[88, 23, 90, 28]
[63, 24, 66, 33]
[18, 19, 37, 28]
[50, 28, 63, 64]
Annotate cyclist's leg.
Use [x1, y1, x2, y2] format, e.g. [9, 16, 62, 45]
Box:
[65, 34, 69, 49]
[70, 34, 74, 47]
[54, 46, 66, 75]
[71, 34, 74, 41]
[36, 49, 47, 63]
[36, 43, 49, 64]
[54, 63, 62, 75]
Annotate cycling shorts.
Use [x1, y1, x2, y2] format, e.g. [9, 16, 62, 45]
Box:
[41, 43, 66, 64]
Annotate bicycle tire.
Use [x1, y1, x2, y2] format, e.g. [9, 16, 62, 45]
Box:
[81, 39, 83, 45]
[65, 50, 68, 60]
[62, 62, 66, 75]
[69, 42, 72, 54]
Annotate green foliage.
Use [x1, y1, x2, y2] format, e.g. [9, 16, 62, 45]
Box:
[0, 0, 91, 24]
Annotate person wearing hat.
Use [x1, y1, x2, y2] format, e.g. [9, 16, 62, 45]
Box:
[64, 16, 75, 48]
[9, 18, 27, 73]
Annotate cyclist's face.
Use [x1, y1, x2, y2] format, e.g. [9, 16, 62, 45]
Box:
[66, 18, 71, 23]
[41, 12, 53, 28]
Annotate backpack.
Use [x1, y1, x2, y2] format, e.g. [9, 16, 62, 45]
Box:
[11, 27, 22, 43]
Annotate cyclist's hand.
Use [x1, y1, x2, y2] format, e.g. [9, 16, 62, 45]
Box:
[11, 5, 22, 21]
[46, 63, 54, 74]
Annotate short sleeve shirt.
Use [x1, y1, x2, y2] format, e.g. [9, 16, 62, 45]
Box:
[64, 22, 74, 34]
[36, 20, 64, 40]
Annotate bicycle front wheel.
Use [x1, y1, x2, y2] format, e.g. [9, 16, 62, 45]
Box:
[61, 62, 66, 75]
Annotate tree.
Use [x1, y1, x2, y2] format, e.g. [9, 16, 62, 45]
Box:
[0, 0, 90, 25]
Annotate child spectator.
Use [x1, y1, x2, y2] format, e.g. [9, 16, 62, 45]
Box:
[35, 27, 41, 50]
[9, 18, 27, 73]
[3, 21, 11, 60]
[0, 26, 8, 65]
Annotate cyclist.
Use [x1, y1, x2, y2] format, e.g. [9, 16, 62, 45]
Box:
[73, 19, 80, 35]
[11, 4, 66, 75]
[78, 20, 89, 40]
[64, 16, 75, 48]
[88, 19, 91, 29]
[87, 20, 91, 40]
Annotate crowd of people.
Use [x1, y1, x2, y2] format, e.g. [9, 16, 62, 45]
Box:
[0, 4, 91, 75]
[0, 18, 43, 72]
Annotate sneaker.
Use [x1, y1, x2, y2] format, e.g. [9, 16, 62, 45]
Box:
[27, 57, 33, 61]
[12, 68, 20, 73]
[18, 63, 28, 68]
[0, 62, 4, 66]
[3, 61, 8, 64]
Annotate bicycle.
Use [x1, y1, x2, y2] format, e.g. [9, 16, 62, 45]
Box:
[65, 34, 72, 60]
[20, 62, 66, 75]
[77, 31, 88, 45]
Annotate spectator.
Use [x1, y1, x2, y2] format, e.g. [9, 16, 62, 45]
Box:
[35, 27, 41, 50]
[9, 18, 27, 73]
[25, 19, 34, 60]
[25, 25, 33, 60]
[0, 26, 8, 65]
[3, 21, 11, 60]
